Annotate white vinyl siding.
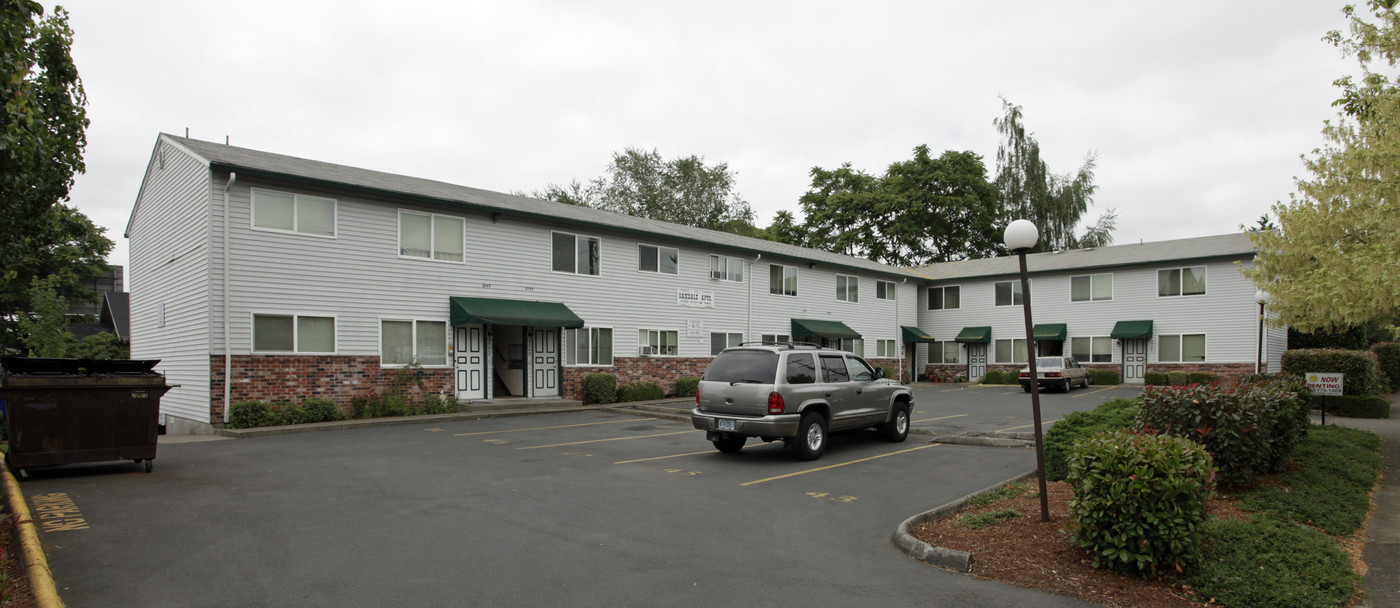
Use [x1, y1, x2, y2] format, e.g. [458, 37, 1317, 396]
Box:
[251, 189, 336, 237]
[398, 210, 464, 262]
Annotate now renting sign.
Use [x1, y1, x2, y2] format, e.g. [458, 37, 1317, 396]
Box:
[1306, 372, 1344, 396]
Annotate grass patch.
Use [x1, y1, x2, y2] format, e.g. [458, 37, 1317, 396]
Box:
[967, 482, 1029, 508]
[1238, 425, 1381, 535]
[956, 509, 1019, 530]
[1185, 515, 1356, 608]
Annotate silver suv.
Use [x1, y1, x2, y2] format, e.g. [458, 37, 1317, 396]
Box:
[691, 343, 913, 460]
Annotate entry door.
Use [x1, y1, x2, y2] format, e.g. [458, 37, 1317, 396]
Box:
[1122, 339, 1147, 384]
[531, 327, 559, 397]
[966, 343, 987, 382]
[455, 324, 486, 400]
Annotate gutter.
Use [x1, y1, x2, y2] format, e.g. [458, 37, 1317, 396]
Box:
[223, 172, 236, 423]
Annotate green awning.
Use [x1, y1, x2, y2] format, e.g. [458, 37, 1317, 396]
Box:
[902, 325, 937, 343]
[954, 326, 992, 344]
[791, 318, 861, 340]
[449, 297, 585, 328]
[1110, 320, 1154, 339]
[1033, 323, 1067, 341]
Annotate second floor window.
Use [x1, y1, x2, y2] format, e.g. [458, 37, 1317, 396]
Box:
[1159, 266, 1206, 297]
[837, 275, 859, 302]
[399, 211, 464, 262]
[252, 189, 336, 237]
[928, 286, 960, 310]
[770, 264, 797, 296]
[995, 281, 1024, 307]
[710, 254, 744, 282]
[638, 244, 678, 274]
[552, 232, 600, 275]
[1070, 274, 1112, 302]
[876, 280, 896, 300]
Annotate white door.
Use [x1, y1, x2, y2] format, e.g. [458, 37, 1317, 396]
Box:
[1122, 339, 1147, 384]
[967, 343, 987, 382]
[531, 328, 559, 397]
[455, 324, 486, 400]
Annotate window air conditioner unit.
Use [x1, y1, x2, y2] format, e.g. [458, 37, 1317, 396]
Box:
[710, 270, 723, 280]
[639, 346, 654, 356]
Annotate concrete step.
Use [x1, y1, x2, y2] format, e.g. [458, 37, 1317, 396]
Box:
[460, 398, 584, 412]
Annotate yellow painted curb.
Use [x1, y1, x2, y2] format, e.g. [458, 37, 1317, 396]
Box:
[2, 467, 65, 608]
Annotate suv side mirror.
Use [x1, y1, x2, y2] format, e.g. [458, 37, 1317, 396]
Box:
[875, 367, 885, 379]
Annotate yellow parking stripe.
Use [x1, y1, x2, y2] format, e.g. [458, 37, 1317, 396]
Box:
[1073, 386, 1119, 398]
[453, 418, 651, 437]
[614, 451, 716, 464]
[739, 443, 942, 486]
[518, 430, 700, 450]
[911, 413, 969, 424]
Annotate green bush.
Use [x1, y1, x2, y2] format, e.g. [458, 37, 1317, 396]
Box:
[301, 398, 342, 423]
[1241, 425, 1381, 536]
[1089, 369, 1119, 385]
[1144, 371, 1169, 386]
[980, 369, 1016, 384]
[350, 392, 373, 419]
[1043, 397, 1140, 481]
[1238, 374, 1312, 471]
[583, 373, 617, 404]
[423, 393, 459, 415]
[1187, 371, 1218, 385]
[1066, 429, 1215, 577]
[616, 381, 666, 402]
[373, 391, 410, 418]
[1137, 383, 1307, 486]
[1185, 515, 1356, 608]
[228, 400, 273, 429]
[1282, 348, 1384, 396]
[1312, 394, 1392, 418]
[1371, 342, 1400, 392]
[272, 402, 309, 426]
[878, 365, 898, 381]
[1167, 370, 1191, 385]
[673, 376, 700, 398]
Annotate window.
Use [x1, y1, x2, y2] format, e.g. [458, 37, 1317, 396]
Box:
[928, 286, 960, 310]
[836, 275, 859, 302]
[552, 231, 600, 275]
[876, 280, 896, 301]
[709, 331, 744, 355]
[1159, 334, 1206, 362]
[638, 244, 678, 274]
[994, 281, 1024, 306]
[381, 319, 447, 366]
[995, 338, 1028, 363]
[928, 341, 960, 364]
[819, 354, 850, 382]
[1158, 266, 1206, 297]
[398, 211, 464, 262]
[786, 353, 817, 384]
[875, 339, 898, 358]
[252, 190, 336, 236]
[1070, 274, 1113, 302]
[565, 327, 613, 366]
[769, 264, 798, 296]
[639, 329, 678, 356]
[845, 356, 875, 382]
[761, 333, 790, 345]
[1070, 336, 1112, 363]
[709, 254, 744, 282]
[838, 338, 864, 355]
[252, 314, 335, 353]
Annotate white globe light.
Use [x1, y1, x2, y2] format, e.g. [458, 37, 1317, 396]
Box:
[1256, 289, 1272, 303]
[1004, 219, 1039, 251]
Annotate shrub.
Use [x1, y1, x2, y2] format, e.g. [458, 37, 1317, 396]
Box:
[228, 400, 273, 429]
[423, 393, 458, 415]
[616, 381, 666, 402]
[1137, 383, 1306, 486]
[374, 391, 410, 418]
[673, 376, 700, 398]
[301, 398, 341, 423]
[1144, 372, 1169, 386]
[1089, 369, 1119, 385]
[583, 373, 617, 404]
[350, 392, 374, 419]
[272, 402, 309, 426]
[1241, 425, 1381, 536]
[878, 365, 898, 381]
[1237, 374, 1312, 471]
[1312, 394, 1392, 418]
[980, 370, 1016, 384]
[1372, 342, 1400, 392]
[1167, 370, 1191, 385]
[1187, 371, 1218, 385]
[1043, 397, 1140, 481]
[1281, 348, 1383, 396]
[1066, 429, 1215, 577]
[1185, 515, 1356, 608]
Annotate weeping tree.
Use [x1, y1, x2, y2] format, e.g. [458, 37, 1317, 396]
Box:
[994, 98, 1116, 251]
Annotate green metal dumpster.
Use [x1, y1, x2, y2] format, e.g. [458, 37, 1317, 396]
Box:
[0, 357, 171, 476]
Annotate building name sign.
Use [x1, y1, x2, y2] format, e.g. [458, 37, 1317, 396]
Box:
[677, 289, 715, 308]
[1305, 372, 1344, 396]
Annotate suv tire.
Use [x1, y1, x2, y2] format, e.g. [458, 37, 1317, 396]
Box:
[879, 402, 910, 442]
[789, 412, 827, 461]
[712, 434, 747, 454]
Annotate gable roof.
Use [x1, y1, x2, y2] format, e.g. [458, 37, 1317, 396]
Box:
[910, 233, 1257, 282]
[144, 134, 923, 280]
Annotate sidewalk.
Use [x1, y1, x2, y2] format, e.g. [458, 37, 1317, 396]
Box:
[1328, 396, 1399, 608]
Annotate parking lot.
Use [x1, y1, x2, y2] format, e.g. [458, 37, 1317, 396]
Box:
[18, 390, 1117, 607]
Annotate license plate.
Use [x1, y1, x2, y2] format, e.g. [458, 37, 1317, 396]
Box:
[717, 419, 736, 431]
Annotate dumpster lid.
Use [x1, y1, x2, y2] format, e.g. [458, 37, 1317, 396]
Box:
[1, 357, 161, 377]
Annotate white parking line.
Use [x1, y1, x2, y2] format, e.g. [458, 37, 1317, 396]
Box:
[739, 443, 943, 486]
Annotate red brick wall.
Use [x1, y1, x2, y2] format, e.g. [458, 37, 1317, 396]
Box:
[1148, 363, 1255, 383]
[561, 357, 712, 401]
[209, 355, 452, 421]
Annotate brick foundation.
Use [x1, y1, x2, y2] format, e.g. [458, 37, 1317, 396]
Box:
[561, 357, 712, 401]
[920, 362, 1259, 384]
[209, 355, 452, 421]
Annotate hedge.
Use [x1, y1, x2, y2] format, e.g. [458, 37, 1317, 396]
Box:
[582, 373, 617, 404]
[1089, 369, 1119, 385]
[1043, 397, 1140, 481]
[1312, 394, 1392, 419]
[1372, 342, 1400, 392]
[1144, 372, 1169, 386]
[673, 376, 700, 398]
[1281, 348, 1383, 396]
[980, 369, 1017, 385]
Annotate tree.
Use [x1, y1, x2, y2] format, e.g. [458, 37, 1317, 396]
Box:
[16, 275, 73, 357]
[796, 146, 1002, 266]
[533, 147, 758, 234]
[993, 98, 1115, 251]
[0, 203, 113, 352]
[1243, 0, 1400, 335]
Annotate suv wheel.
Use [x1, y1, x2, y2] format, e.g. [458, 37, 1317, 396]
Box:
[711, 434, 747, 454]
[880, 403, 910, 442]
[789, 412, 827, 461]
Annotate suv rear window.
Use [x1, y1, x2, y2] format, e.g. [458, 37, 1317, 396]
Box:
[703, 350, 778, 384]
[786, 353, 816, 384]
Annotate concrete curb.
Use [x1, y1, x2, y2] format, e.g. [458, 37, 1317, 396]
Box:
[2, 464, 64, 608]
[214, 405, 620, 438]
[891, 470, 1038, 572]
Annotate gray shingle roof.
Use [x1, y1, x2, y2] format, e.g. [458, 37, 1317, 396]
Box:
[909, 233, 1257, 282]
[159, 134, 923, 280]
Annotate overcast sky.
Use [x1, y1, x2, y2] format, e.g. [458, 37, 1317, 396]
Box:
[53, 1, 1353, 271]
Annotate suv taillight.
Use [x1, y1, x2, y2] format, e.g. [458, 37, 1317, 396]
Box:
[696, 386, 701, 407]
[767, 391, 785, 415]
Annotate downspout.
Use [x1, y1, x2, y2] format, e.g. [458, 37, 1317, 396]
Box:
[748, 254, 761, 341]
[897, 277, 907, 383]
[222, 172, 237, 422]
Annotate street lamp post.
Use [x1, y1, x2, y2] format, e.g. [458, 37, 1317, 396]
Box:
[1255, 290, 1271, 374]
[1004, 219, 1050, 522]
